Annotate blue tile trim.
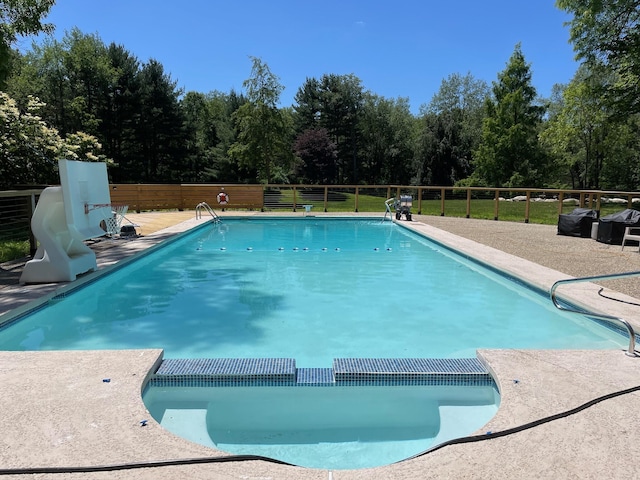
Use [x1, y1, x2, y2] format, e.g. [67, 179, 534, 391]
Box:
[296, 368, 335, 386]
[333, 357, 487, 374]
[148, 357, 495, 388]
[333, 358, 492, 386]
[157, 358, 296, 376]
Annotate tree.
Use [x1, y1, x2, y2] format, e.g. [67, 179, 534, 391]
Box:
[293, 127, 337, 183]
[473, 44, 548, 187]
[0, 91, 108, 187]
[0, 0, 54, 87]
[293, 74, 365, 183]
[557, 0, 640, 115]
[229, 57, 293, 183]
[541, 65, 640, 189]
[135, 59, 185, 182]
[101, 42, 142, 181]
[416, 73, 488, 185]
[358, 95, 415, 184]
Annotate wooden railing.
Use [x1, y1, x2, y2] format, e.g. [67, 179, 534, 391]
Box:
[3, 185, 640, 257]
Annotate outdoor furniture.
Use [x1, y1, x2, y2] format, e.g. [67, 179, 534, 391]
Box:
[557, 208, 597, 237]
[621, 226, 640, 251]
[597, 209, 640, 245]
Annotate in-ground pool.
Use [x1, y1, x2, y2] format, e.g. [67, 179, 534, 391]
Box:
[0, 218, 627, 469]
[0, 218, 625, 360]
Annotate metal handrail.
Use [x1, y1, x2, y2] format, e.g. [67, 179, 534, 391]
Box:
[195, 202, 221, 222]
[383, 198, 395, 222]
[550, 271, 640, 357]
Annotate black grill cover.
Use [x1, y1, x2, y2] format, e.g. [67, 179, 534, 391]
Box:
[557, 208, 598, 237]
[596, 208, 640, 244]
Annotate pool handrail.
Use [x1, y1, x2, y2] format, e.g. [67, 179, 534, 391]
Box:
[383, 198, 395, 222]
[550, 271, 640, 357]
[195, 202, 221, 222]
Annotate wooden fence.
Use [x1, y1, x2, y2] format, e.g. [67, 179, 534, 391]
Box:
[108, 184, 640, 221]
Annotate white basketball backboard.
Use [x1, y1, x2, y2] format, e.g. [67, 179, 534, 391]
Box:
[58, 159, 111, 240]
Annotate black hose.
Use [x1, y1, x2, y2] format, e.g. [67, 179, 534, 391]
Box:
[1, 384, 639, 475]
[598, 287, 640, 307]
[402, 383, 640, 462]
[0, 454, 294, 476]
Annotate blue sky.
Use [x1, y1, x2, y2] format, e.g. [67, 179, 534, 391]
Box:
[29, 0, 578, 113]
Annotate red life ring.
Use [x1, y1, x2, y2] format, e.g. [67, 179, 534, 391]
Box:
[217, 192, 229, 205]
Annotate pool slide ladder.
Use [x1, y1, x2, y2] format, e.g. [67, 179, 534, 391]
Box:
[195, 202, 221, 222]
[550, 271, 640, 357]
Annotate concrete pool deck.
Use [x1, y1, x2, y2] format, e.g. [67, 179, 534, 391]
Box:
[1, 212, 639, 479]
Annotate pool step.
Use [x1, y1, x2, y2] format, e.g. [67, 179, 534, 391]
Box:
[150, 358, 494, 388]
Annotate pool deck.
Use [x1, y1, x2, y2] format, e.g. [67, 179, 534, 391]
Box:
[1, 211, 640, 479]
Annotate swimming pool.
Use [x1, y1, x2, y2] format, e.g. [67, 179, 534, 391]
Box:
[0, 218, 625, 360]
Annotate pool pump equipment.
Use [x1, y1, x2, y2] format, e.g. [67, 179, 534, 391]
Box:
[395, 195, 413, 221]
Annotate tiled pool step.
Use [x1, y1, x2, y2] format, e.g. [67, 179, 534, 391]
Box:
[150, 358, 494, 387]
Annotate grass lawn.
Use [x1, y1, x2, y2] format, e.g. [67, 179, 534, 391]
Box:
[265, 190, 628, 224]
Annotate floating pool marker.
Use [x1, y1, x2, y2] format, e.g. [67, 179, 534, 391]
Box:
[278, 247, 284, 251]
[247, 247, 253, 251]
[220, 247, 226, 251]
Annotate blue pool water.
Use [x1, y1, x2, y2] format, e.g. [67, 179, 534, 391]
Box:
[144, 384, 499, 470]
[0, 218, 624, 363]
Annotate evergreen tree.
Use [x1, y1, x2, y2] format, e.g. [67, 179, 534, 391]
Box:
[135, 59, 185, 182]
[473, 44, 547, 187]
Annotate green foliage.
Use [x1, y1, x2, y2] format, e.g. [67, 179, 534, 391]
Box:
[293, 74, 365, 183]
[0, 0, 54, 87]
[474, 44, 548, 187]
[540, 65, 640, 190]
[358, 95, 415, 184]
[229, 57, 293, 183]
[0, 238, 29, 262]
[557, 0, 640, 116]
[415, 73, 489, 186]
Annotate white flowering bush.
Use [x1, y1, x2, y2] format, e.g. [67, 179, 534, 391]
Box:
[0, 91, 110, 187]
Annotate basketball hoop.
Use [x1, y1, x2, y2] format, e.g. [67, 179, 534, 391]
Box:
[103, 204, 129, 236]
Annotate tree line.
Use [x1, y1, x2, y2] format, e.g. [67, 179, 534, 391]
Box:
[1, 0, 640, 191]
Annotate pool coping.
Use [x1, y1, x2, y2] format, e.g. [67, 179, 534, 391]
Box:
[1, 213, 639, 479]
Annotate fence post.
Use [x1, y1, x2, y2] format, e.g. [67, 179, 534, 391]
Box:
[557, 191, 564, 215]
[29, 193, 37, 255]
[292, 186, 297, 212]
[524, 190, 531, 223]
[494, 190, 500, 220]
[440, 188, 446, 216]
[355, 187, 359, 212]
[466, 188, 471, 218]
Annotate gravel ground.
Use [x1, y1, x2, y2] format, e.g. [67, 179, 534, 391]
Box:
[413, 215, 640, 300]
